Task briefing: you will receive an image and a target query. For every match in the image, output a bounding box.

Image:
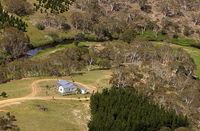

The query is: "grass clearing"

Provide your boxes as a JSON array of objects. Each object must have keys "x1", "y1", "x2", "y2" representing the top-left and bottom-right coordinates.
[
  {"x1": 37, "y1": 80, "x2": 90, "y2": 98},
  {"x1": 0, "y1": 78, "x2": 37, "y2": 99},
  {"x1": 0, "y1": 70, "x2": 112, "y2": 99},
  {"x1": 0, "y1": 100, "x2": 90, "y2": 131},
  {"x1": 62, "y1": 70, "x2": 112, "y2": 90},
  {"x1": 0, "y1": 70, "x2": 112, "y2": 131},
  {"x1": 32, "y1": 41, "x2": 99, "y2": 59}
]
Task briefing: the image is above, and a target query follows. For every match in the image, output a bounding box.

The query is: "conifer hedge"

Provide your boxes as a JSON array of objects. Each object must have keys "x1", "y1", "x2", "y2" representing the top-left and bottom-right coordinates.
[
  {"x1": 0, "y1": 3, "x2": 27, "y2": 31},
  {"x1": 89, "y1": 88, "x2": 189, "y2": 131}
]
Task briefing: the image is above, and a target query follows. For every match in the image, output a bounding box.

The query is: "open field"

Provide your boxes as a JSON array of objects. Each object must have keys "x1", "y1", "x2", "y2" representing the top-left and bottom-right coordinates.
[
  {"x1": 0, "y1": 70, "x2": 111, "y2": 100},
  {"x1": 0, "y1": 100, "x2": 90, "y2": 131},
  {"x1": 0, "y1": 70, "x2": 111, "y2": 130},
  {"x1": 0, "y1": 78, "x2": 36, "y2": 99}
]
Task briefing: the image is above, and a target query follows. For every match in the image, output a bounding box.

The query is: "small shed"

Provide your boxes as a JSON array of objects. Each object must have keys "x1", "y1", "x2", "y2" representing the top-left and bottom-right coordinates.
[
  {"x1": 57, "y1": 80, "x2": 77, "y2": 94},
  {"x1": 80, "y1": 88, "x2": 87, "y2": 94}
]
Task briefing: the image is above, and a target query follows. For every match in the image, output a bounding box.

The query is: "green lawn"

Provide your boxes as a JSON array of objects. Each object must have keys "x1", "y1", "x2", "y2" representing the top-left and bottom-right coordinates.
[{"x1": 0, "y1": 100, "x2": 90, "y2": 131}]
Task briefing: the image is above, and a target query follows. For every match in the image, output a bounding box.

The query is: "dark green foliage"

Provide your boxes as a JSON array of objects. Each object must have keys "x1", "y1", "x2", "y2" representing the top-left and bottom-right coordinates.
[
  {"x1": 61, "y1": 23, "x2": 71, "y2": 31},
  {"x1": 34, "y1": 0, "x2": 74, "y2": 14},
  {"x1": 35, "y1": 23, "x2": 45, "y2": 30},
  {"x1": 0, "y1": 92, "x2": 7, "y2": 98},
  {"x1": 74, "y1": 33, "x2": 85, "y2": 46},
  {"x1": 0, "y1": 3, "x2": 27, "y2": 31},
  {"x1": 0, "y1": 112, "x2": 19, "y2": 131},
  {"x1": 89, "y1": 88, "x2": 189, "y2": 131},
  {"x1": 120, "y1": 27, "x2": 137, "y2": 43}
]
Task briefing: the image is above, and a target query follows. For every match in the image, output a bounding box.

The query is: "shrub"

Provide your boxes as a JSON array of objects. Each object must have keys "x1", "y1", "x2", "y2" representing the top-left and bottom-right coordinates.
[
  {"x1": 120, "y1": 27, "x2": 137, "y2": 43},
  {"x1": 36, "y1": 23, "x2": 45, "y2": 30},
  {"x1": 1, "y1": 92, "x2": 7, "y2": 98},
  {"x1": 4, "y1": 0, "x2": 33, "y2": 16},
  {"x1": 61, "y1": 23, "x2": 71, "y2": 31},
  {"x1": 74, "y1": 33, "x2": 85, "y2": 45},
  {"x1": 48, "y1": 32, "x2": 60, "y2": 41}
]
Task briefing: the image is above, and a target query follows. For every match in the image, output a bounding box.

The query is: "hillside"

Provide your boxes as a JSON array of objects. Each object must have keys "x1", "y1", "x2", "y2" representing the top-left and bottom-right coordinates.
[
  {"x1": 1, "y1": 0, "x2": 200, "y2": 47},
  {"x1": 0, "y1": 0, "x2": 200, "y2": 130}
]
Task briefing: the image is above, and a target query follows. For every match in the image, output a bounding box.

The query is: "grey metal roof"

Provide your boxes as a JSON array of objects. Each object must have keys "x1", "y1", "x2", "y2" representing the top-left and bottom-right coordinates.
[
  {"x1": 58, "y1": 80, "x2": 77, "y2": 88},
  {"x1": 58, "y1": 80, "x2": 70, "y2": 86},
  {"x1": 62, "y1": 83, "x2": 76, "y2": 89}
]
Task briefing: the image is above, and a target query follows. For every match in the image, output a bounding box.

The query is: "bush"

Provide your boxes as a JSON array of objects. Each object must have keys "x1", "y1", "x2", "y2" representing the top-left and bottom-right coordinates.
[
  {"x1": 4, "y1": 0, "x2": 33, "y2": 16},
  {"x1": 36, "y1": 23, "x2": 45, "y2": 30},
  {"x1": 48, "y1": 32, "x2": 60, "y2": 41},
  {"x1": 74, "y1": 33, "x2": 85, "y2": 45},
  {"x1": 1, "y1": 92, "x2": 7, "y2": 98},
  {"x1": 120, "y1": 27, "x2": 137, "y2": 43},
  {"x1": 61, "y1": 23, "x2": 71, "y2": 31}
]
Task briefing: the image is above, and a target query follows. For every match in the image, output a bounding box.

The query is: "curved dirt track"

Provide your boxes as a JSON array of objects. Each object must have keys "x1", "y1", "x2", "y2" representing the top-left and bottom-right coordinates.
[
  {"x1": 27, "y1": 79, "x2": 57, "y2": 97},
  {"x1": 0, "y1": 79, "x2": 93, "y2": 108}
]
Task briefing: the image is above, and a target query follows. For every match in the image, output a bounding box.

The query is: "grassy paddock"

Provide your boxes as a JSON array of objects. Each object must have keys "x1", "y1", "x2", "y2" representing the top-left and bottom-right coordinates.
[
  {"x1": 0, "y1": 78, "x2": 37, "y2": 99},
  {"x1": 0, "y1": 100, "x2": 90, "y2": 131},
  {"x1": 0, "y1": 70, "x2": 112, "y2": 99}
]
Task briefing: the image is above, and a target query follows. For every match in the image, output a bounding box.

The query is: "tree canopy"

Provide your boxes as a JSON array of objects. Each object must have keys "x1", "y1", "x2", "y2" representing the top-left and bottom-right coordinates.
[
  {"x1": 0, "y1": 3, "x2": 27, "y2": 31},
  {"x1": 34, "y1": 0, "x2": 74, "y2": 13},
  {"x1": 89, "y1": 88, "x2": 189, "y2": 131}
]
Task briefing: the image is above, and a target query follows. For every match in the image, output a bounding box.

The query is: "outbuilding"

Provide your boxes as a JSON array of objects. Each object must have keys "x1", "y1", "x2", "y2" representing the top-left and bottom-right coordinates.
[{"x1": 80, "y1": 88, "x2": 87, "y2": 94}]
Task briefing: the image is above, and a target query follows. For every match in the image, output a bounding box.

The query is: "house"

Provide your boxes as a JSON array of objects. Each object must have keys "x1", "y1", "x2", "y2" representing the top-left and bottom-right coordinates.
[
  {"x1": 57, "y1": 80, "x2": 77, "y2": 93},
  {"x1": 80, "y1": 88, "x2": 87, "y2": 94}
]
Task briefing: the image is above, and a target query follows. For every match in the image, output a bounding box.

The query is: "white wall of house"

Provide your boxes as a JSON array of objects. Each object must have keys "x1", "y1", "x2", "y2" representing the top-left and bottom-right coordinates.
[{"x1": 58, "y1": 86, "x2": 65, "y2": 93}]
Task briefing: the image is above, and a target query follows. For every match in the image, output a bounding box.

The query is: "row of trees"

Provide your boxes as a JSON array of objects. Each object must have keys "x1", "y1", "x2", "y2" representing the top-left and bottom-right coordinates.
[
  {"x1": 0, "y1": 3, "x2": 27, "y2": 31},
  {"x1": 89, "y1": 88, "x2": 189, "y2": 130},
  {"x1": 0, "y1": 45, "x2": 111, "y2": 83}
]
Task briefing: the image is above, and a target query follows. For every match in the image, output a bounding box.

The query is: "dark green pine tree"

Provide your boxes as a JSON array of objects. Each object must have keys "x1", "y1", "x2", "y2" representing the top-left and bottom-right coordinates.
[
  {"x1": 89, "y1": 88, "x2": 189, "y2": 131},
  {"x1": 0, "y1": 2, "x2": 27, "y2": 31},
  {"x1": 34, "y1": 0, "x2": 74, "y2": 14}
]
